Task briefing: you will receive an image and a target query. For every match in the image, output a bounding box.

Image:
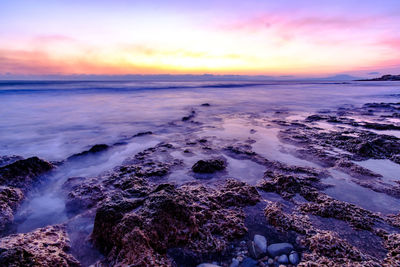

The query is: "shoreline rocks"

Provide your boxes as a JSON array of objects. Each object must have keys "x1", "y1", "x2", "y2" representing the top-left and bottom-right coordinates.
[
  {"x1": 0, "y1": 225, "x2": 80, "y2": 266},
  {"x1": 192, "y1": 158, "x2": 226, "y2": 174}
]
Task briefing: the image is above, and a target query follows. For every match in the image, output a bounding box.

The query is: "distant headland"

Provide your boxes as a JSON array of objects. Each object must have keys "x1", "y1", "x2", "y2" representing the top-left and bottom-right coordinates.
[{"x1": 357, "y1": 74, "x2": 400, "y2": 81}]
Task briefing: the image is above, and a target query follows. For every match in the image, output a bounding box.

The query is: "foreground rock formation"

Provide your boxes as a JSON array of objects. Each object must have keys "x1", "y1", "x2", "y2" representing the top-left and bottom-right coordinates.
[
  {"x1": 0, "y1": 225, "x2": 80, "y2": 266},
  {"x1": 0, "y1": 157, "x2": 53, "y2": 233}
]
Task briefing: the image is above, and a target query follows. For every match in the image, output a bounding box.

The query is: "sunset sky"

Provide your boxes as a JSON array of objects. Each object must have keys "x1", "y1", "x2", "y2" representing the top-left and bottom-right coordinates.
[{"x1": 1, "y1": 0, "x2": 400, "y2": 77}]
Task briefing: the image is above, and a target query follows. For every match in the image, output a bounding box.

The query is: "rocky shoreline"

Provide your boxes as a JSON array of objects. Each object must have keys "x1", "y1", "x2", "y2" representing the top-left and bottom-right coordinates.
[{"x1": 1, "y1": 100, "x2": 400, "y2": 266}]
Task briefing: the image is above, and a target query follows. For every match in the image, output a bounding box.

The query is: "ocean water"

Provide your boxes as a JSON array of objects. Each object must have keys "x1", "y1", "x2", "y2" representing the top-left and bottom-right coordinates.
[{"x1": 1, "y1": 80, "x2": 399, "y2": 161}]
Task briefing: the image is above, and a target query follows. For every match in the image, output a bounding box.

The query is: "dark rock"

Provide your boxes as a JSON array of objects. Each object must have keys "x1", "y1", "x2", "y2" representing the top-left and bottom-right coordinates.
[
  {"x1": 267, "y1": 243, "x2": 293, "y2": 257},
  {"x1": 0, "y1": 157, "x2": 53, "y2": 191},
  {"x1": 132, "y1": 131, "x2": 153, "y2": 138},
  {"x1": 201, "y1": 103, "x2": 211, "y2": 107},
  {"x1": 192, "y1": 158, "x2": 226, "y2": 173},
  {"x1": 68, "y1": 144, "x2": 109, "y2": 160},
  {"x1": 182, "y1": 110, "x2": 196, "y2": 121},
  {"x1": 0, "y1": 225, "x2": 80, "y2": 266},
  {"x1": 362, "y1": 122, "x2": 400, "y2": 131},
  {"x1": 0, "y1": 156, "x2": 24, "y2": 168}
]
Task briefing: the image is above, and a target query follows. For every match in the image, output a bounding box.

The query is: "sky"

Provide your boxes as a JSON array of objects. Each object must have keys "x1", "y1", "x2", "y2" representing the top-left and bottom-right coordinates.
[{"x1": 1, "y1": 0, "x2": 400, "y2": 78}]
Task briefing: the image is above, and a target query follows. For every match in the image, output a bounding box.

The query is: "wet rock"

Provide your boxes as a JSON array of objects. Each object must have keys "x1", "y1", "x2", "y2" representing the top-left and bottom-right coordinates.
[
  {"x1": 0, "y1": 225, "x2": 80, "y2": 266},
  {"x1": 302, "y1": 230, "x2": 375, "y2": 264},
  {"x1": 192, "y1": 158, "x2": 226, "y2": 173},
  {"x1": 247, "y1": 241, "x2": 261, "y2": 259},
  {"x1": 0, "y1": 186, "x2": 24, "y2": 232},
  {"x1": 239, "y1": 257, "x2": 257, "y2": 267},
  {"x1": 362, "y1": 122, "x2": 400, "y2": 131},
  {"x1": 182, "y1": 110, "x2": 196, "y2": 121},
  {"x1": 277, "y1": 254, "x2": 289, "y2": 264},
  {"x1": 132, "y1": 131, "x2": 153, "y2": 138},
  {"x1": 289, "y1": 251, "x2": 300, "y2": 265},
  {"x1": 0, "y1": 157, "x2": 53, "y2": 191},
  {"x1": 298, "y1": 193, "x2": 377, "y2": 230},
  {"x1": 0, "y1": 156, "x2": 23, "y2": 168},
  {"x1": 264, "y1": 202, "x2": 312, "y2": 235},
  {"x1": 253, "y1": 234, "x2": 267, "y2": 254},
  {"x1": 92, "y1": 179, "x2": 259, "y2": 266},
  {"x1": 68, "y1": 144, "x2": 109, "y2": 160},
  {"x1": 267, "y1": 243, "x2": 294, "y2": 257},
  {"x1": 383, "y1": 233, "x2": 400, "y2": 266}
]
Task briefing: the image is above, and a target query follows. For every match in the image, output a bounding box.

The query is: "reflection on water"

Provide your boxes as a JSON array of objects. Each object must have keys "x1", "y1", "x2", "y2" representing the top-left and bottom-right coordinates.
[{"x1": 324, "y1": 169, "x2": 400, "y2": 214}]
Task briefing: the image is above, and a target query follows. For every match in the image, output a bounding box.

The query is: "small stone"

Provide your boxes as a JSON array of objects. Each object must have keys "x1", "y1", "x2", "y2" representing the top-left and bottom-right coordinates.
[
  {"x1": 248, "y1": 241, "x2": 262, "y2": 259},
  {"x1": 289, "y1": 251, "x2": 300, "y2": 265},
  {"x1": 237, "y1": 256, "x2": 243, "y2": 262},
  {"x1": 239, "y1": 257, "x2": 258, "y2": 267},
  {"x1": 267, "y1": 258, "x2": 274, "y2": 265},
  {"x1": 277, "y1": 254, "x2": 289, "y2": 264},
  {"x1": 253, "y1": 234, "x2": 267, "y2": 254},
  {"x1": 230, "y1": 258, "x2": 239, "y2": 267},
  {"x1": 267, "y1": 243, "x2": 294, "y2": 257}
]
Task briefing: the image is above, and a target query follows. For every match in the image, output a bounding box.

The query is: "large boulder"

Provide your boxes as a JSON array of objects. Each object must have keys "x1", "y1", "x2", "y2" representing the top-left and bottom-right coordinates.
[{"x1": 92, "y1": 179, "x2": 260, "y2": 266}]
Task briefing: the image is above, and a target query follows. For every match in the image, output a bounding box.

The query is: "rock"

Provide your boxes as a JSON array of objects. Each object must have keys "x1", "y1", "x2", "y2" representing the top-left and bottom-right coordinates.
[
  {"x1": 0, "y1": 225, "x2": 80, "y2": 266},
  {"x1": 239, "y1": 257, "x2": 258, "y2": 267},
  {"x1": 247, "y1": 241, "x2": 261, "y2": 259},
  {"x1": 197, "y1": 264, "x2": 221, "y2": 267},
  {"x1": 92, "y1": 179, "x2": 260, "y2": 266},
  {"x1": 230, "y1": 258, "x2": 240, "y2": 267},
  {"x1": 68, "y1": 144, "x2": 109, "y2": 160},
  {"x1": 277, "y1": 254, "x2": 289, "y2": 264},
  {"x1": 267, "y1": 258, "x2": 274, "y2": 265},
  {"x1": 253, "y1": 234, "x2": 267, "y2": 254},
  {"x1": 192, "y1": 158, "x2": 226, "y2": 173},
  {"x1": 201, "y1": 103, "x2": 211, "y2": 106},
  {"x1": 0, "y1": 156, "x2": 23, "y2": 168},
  {"x1": 132, "y1": 131, "x2": 153, "y2": 138},
  {"x1": 0, "y1": 186, "x2": 24, "y2": 232},
  {"x1": 289, "y1": 251, "x2": 300, "y2": 265},
  {"x1": 0, "y1": 157, "x2": 53, "y2": 191},
  {"x1": 267, "y1": 243, "x2": 294, "y2": 257},
  {"x1": 182, "y1": 110, "x2": 196, "y2": 121}
]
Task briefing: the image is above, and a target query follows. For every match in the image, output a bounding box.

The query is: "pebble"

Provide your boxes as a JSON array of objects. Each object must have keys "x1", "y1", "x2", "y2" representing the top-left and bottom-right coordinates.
[
  {"x1": 277, "y1": 254, "x2": 289, "y2": 265},
  {"x1": 289, "y1": 251, "x2": 300, "y2": 265},
  {"x1": 253, "y1": 234, "x2": 267, "y2": 254},
  {"x1": 239, "y1": 257, "x2": 258, "y2": 267},
  {"x1": 267, "y1": 243, "x2": 294, "y2": 257},
  {"x1": 248, "y1": 241, "x2": 262, "y2": 259},
  {"x1": 267, "y1": 258, "x2": 274, "y2": 265}
]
